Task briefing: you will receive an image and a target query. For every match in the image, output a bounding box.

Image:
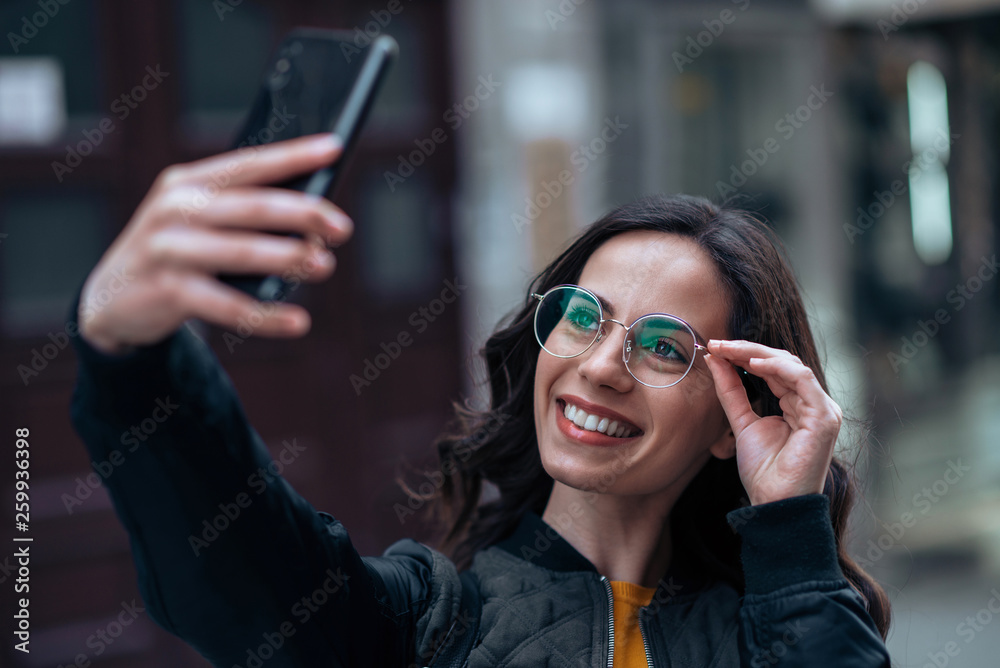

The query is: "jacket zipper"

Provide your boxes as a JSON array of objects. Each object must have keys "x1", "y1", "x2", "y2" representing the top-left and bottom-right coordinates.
[
  {"x1": 600, "y1": 576, "x2": 614, "y2": 668},
  {"x1": 638, "y1": 612, "x2": 654, "y2": 668}
]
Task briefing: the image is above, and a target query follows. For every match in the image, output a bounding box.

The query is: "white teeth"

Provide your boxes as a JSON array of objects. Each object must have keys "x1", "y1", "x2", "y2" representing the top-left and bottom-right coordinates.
[{"x1": 561, "y1": 402, "x2": 637, "y2": 438}]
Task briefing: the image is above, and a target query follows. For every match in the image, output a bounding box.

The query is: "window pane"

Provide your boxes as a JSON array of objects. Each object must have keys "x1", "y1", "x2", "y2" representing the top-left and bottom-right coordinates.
[
  {"x1": 175, "y1": 0, "x2": 275, "y2": 142},
  {"x1": 0, "y1": 0, "x2": 100, "y2": 119},
  {"x1": 0, "y1": 192, "x2": 108, "y2": 336}
]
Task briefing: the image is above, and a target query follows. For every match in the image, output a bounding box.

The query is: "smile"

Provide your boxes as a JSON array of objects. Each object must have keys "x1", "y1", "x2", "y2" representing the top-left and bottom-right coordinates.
[{"x1": 556, "y1": 398, "x2": 642, "y2": 441}]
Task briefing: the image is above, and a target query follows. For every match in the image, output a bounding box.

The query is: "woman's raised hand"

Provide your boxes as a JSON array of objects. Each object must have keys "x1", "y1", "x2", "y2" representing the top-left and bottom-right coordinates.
[
  {"x1": 704, "y1": 340, "x2": 842, "y2": 506},
  {"x1": 77, "y1": 133, "x2": 352, "y2": 355}
]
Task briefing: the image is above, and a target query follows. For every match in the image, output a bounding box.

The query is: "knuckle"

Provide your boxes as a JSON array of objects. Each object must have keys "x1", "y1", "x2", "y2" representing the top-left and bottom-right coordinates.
[
  {"x1": 156, "y1": 187, "x2": 201, "y2": 226},
  {"x1": 303, "y1": 205, "x2": 329, "y2": 231},
  {"x1": 156, "y1": 164, "x2": 187, "y2": 190},
  {"x1": 145, "y1": 230, "x2": 173, "y2": 264},
  {"x1": 155, "y1": 272, "x2": 185, "y2": 311}
]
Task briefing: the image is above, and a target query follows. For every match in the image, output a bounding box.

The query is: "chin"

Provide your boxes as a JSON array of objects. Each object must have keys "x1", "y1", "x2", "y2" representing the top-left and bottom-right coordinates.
[{"x1": 538, "y1": 437, "x2": 631, "y2": 494}]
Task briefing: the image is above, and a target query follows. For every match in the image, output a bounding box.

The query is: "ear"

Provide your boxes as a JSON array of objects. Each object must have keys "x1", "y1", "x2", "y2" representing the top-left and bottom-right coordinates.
[
  {"x1": 708, "y1": 425, "x2": 736, "y2": 460},
  {"x1": 708, "y1": 393, "x2": 763, "y2": 460}
]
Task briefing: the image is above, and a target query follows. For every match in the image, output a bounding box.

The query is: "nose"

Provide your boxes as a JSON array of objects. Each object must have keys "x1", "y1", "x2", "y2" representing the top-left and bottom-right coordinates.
[{"x1": 577, "y1": 319, "x2": 634, "y2": 390}]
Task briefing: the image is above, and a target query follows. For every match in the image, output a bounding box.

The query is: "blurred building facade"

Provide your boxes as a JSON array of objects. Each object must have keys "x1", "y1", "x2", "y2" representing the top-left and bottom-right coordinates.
[{"x1": 1, "y1": 0, "x2": 998, "y2": 666}]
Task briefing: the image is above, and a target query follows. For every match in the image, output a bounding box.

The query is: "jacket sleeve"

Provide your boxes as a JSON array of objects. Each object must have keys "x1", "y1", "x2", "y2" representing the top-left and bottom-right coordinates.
[
  {"x1": 726, "y1": 494, "x2": 891, "y2": 668},
  {"x1": 66, "y1": 288, "x2": 438, "y2": 667}
]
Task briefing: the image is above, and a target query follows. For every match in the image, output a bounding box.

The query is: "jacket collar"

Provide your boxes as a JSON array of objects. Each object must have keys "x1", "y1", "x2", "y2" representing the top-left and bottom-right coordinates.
[
  {"x1": 494, "y1": 511, "x2": 710, "y2": 595},
  {"x1": 496, "y1": 510, "x2": 596, "y2": 573}
]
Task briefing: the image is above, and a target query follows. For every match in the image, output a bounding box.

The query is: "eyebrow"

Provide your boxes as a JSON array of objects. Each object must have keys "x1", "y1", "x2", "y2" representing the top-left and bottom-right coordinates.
[{"x1": 591, "y1": 289, "x2": 708, "y2": 345}]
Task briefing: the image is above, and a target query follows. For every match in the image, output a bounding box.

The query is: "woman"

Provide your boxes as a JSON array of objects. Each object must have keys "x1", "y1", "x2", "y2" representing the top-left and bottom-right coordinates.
[{"x1": 70, "y1": 133, "x2": 892, "y2": 666}]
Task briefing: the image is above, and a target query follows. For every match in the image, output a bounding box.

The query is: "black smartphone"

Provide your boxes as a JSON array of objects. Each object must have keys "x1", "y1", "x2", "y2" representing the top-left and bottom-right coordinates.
[{"x1": 220, "y1": 28, "x2": 397, "y2": 301}]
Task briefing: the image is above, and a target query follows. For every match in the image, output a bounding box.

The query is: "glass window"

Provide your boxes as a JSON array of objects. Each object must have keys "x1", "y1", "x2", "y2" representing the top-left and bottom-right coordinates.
[
  {"x1": 0, "y1": 191, "x2": 109, "y2": 336},
  {"x1": 355, "y1": 171, "x2": 440, "y2": 302},
  {"x1": 0, "y1": 0, "x2": 101, "y2": 139},
  {"x1": 175, "y1": 0, "x2": 275, "y2": 143}
]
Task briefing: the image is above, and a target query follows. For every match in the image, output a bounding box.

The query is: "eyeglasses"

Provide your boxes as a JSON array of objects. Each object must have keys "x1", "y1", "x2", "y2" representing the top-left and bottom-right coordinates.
[{"x1": 531, "y1": 284, "x2": 707, "y2": 388}]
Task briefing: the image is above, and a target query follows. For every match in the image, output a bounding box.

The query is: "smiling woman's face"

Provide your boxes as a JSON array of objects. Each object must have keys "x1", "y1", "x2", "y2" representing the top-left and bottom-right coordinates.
[{"x1": 534, "y1": 230, "x2": 736, "y2": 498}]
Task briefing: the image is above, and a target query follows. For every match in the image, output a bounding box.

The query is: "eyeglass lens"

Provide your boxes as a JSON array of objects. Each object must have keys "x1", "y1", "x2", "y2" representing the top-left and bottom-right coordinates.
[{"x1": 534, "y1": 286, "x2": 696, "y2": 387}]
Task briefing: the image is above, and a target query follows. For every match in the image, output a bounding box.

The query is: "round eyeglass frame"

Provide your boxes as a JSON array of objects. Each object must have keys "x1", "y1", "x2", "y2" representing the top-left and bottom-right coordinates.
[{"x1": 531, "y1": 284, "x2": 709, "y2": 388}]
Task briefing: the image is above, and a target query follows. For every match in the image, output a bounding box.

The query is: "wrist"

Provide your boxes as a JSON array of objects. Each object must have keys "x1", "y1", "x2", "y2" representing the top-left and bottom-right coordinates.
[
  {"x1": 78, "y1": 315, "x2": 136, "y2": 357},
  {"x1": 727, "y1": 493, "x2": 844, "y2": 595}
]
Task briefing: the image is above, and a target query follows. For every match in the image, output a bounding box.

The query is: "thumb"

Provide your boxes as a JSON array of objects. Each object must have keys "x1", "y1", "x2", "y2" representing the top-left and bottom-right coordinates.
[{"x1": 704, "y1": 352, "x2": 758, "y2": 439}]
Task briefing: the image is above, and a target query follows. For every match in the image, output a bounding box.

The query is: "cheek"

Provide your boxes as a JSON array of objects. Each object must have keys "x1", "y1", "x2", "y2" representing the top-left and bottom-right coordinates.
[
  {"x1": 685, "y1": 366, "x2": 717, "y2": 394},
  {"x1": 534, "y1": 351, "x2": 555, "y2": 434}
]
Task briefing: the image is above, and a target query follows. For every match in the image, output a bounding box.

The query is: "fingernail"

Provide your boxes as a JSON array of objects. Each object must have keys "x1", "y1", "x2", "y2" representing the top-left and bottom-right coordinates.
[
  {"x1": 316, "y1": 133, "x2": 342, "y2": 151},
  {"x1": 709, "y1": 339, "x2": 722, "y2": 347},
  {"x1": 313, "y1": 249, "x2": 333, "y2": 267},
  {"x1": 331, "y1": 213, "x2": 353, "y2": 234},
  {"x1": 285, "y1": 310, "x2": 309, "y2": 332}
]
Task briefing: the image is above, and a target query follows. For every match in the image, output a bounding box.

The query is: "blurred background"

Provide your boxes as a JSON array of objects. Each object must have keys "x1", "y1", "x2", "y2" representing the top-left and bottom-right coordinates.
[{"x1": 0, "y1": 0, "x2": 998, "y2": 666}]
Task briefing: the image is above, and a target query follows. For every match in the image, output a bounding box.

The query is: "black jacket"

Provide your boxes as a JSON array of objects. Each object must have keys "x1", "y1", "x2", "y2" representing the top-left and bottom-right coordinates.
[{"x1": 67, "y1": 294, "x2": 891, "y2": 667}]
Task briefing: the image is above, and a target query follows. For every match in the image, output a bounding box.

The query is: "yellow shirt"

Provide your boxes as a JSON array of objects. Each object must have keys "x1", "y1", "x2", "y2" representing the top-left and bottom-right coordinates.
[{"x1": 609, "y1": 580, "x2": 657, "y2": 667}]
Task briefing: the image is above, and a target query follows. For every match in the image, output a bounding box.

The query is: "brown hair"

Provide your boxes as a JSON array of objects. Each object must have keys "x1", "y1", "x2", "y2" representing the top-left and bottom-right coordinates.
[{"x1": 414, "y1": 193, "x2": 891, "y2": 639}]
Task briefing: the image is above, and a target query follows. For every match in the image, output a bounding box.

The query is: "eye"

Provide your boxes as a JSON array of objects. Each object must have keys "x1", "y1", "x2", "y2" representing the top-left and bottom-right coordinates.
[
  {"x1": 565, "y1": 306, "x2": 599, "y2": 331},
  {"x1": 649, "y1": 338, "x2": 687, "y2": 362}
]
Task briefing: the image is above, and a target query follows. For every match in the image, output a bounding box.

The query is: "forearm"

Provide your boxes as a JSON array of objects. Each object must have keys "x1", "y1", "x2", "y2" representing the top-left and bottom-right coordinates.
[
  {"x1": 67, "y1": 288, "x2": 394, "y2": 667},
  {"x1": 727, "y1": 495, "x2": 891, "y2": 667}
]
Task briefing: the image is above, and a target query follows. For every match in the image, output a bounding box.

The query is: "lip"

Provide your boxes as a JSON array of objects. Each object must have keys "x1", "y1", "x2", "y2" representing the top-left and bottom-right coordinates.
[{"x1": 554, "y1": 395, "x2": 643, "y2": 446}]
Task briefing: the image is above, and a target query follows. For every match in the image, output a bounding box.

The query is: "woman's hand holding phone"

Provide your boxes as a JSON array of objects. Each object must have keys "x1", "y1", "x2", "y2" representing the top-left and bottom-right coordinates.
[{"x1": 77, "y1": 133, "x2": 352, "y2": 356}]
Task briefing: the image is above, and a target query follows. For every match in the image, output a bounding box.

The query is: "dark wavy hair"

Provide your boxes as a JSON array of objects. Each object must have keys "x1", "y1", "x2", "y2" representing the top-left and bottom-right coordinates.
[{"x1": 410, "y1": 193, "x2": 891, "y2": 639}]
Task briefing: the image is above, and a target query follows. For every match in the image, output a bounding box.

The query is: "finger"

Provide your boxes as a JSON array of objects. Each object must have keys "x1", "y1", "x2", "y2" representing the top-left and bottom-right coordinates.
[
  {"x1": 747, "y1": 356, "x2": 831, "y2": 409},
  {"x1": 707, "y1": 339, "x2": 800, "y2": 363},
  {"x1": 745, "y1": 358, "x2": 796, "y2": 400},
  {"x1": 147, "y1": 226, "x2": 335, "y2": 281},
  {"x1": 705, "y1": 352, "x2": 759, "y2": 438},
  {"x1": 777, "y1": 393, "x2": 802, "y2": 430},
  {"x1": 177, "y1": 274, "x2": 313, "y2": 337},
  {"x1": 161, "y1": 187, "x2": 353, "y2": 244},
  {"x1": 166, "y1": 133, "x2": 343, "y2": 191}
]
